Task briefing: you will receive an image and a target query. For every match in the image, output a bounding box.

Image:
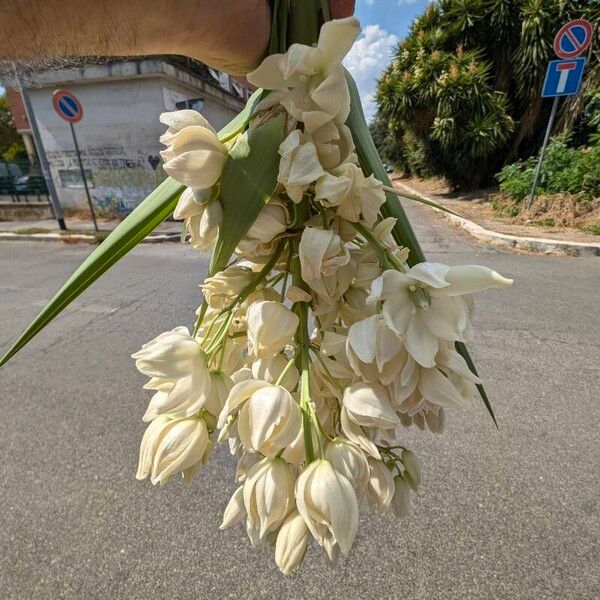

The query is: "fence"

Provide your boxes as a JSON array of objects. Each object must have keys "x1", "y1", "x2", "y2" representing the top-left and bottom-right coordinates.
[{"x1": 0, "y1": 159, "x2": 50, "y2": 202}]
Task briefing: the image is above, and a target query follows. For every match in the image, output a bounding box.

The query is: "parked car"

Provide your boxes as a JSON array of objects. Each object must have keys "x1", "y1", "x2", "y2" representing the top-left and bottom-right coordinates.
[{"x1": 14, "y1": 174, "x2": 48, "y2": 196}]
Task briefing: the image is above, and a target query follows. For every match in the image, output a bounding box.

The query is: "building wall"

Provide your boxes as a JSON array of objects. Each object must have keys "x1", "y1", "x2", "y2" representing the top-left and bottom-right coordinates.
[{"x1": 28, "y1": 69, "x2": 243, "y2": 214}]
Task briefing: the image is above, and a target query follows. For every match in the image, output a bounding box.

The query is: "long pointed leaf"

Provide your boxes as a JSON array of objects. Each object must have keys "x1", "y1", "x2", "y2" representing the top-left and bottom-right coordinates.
[
  {"x1": 0, "y1": 177, "x2": 183, "y2": 367},
  {"x1": 1, "y1": 92, "x2": 265, "y2": 367},
  {"x1": 345, "y1": 69, "x2": 425, "y2": 266},
  {"x1": 210, "y1": 113, "x2": 285, "y2": 274},
  {"x1": 384, "y1": 186, "x2": 465, "y2": 219},
  {"x1": 456, "y1": 341, "x2": 499, "y2": 429}
]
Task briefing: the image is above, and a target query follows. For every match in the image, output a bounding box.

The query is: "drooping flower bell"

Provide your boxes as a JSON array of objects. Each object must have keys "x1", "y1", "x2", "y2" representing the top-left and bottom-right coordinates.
[
  {"x1": 136, "y1": 415, "x2": 212, "y2": 486},
  {"x1": 295, "y1": 459, "x2": 359, "y2": 562}
]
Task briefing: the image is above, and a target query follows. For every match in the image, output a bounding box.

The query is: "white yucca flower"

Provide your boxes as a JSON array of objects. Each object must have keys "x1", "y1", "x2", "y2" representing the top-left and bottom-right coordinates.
[
  {"x1": 136, "y1": 415, "x2": 212, "y2": 486},
  {"x1": 275, "y1": 510, "x2": 309, "y2": 575},
  {"x1": 366, "y1": 458, "x2": 395, "y2": 513},
  {"x1": 324, "y1": 437, "x2": 370, "y2": 494},
  {"x1": 315, "y1": 163, "x2": 385, "y2": 227},
  {"x1": 247, "y1": 17, "x2": 360, "y2": 132},
  {"x1": 159, "y1": 111, "x2": 227, "y2": 190},
  {"x1": 236, "y1": 201, "x2": 289, "y2": 261},
  {"x1": 295, "y1": 459, "x2": 359, "y2": 562},
  {"x1": 346, "y1": 314, "x2": 407, "y2": 385},
  {"x1": 218, "y1": 380, "x2": 302, "y2": 456},
  {"x1": 246, "y1": 300, "x2": 299, "y2": 358},
  {"x1": 368, "y1": 263, "x2": 512, "y2": 368},
  {"x1": 251, "y1": 353, "x2": 299, "y2": 391},
  {"x1": 277, "y1": 130, "x2": 325, "y2": 202},
  {"x1": 391, "y1": 344, "x2": 481, "y2": 410},
  {"x1": 201, "y1": 265, "x2": 255, "y2": 309},
  {"x1": 173, "y1": 187, "x2": 221, "y2": 250},
  {"x1": 243, "y1": 457, "x2": 296, "y2": 545},
  {"x1": 342, "y1": 381, "x2": 399, "y2": 430},
  {"x1": 299, "y1": 227, "x2": 355, "y2": 302},
  {"x1": 132, "y1": 326, "x2": 212, "y2": 421}
]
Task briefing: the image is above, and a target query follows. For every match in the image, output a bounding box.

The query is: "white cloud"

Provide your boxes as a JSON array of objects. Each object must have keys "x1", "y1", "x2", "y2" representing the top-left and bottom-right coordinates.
[{"x1": 343, "y1": 24, "x2": 398, "y2": 122}]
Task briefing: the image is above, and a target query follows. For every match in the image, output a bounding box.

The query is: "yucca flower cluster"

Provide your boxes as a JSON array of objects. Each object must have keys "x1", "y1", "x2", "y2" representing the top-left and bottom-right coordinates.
[{"x1": 133, "y1": 17, "x2": 512, "y2": 574}]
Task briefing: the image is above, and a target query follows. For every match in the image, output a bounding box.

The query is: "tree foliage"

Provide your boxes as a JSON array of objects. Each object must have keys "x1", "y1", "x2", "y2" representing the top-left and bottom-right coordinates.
[
  {"x1": 375, "y1": 0, "x2": 600, "y2": 189},
  {"x1": 0, "y1": 93, "x2": 27, "y2": 161}
]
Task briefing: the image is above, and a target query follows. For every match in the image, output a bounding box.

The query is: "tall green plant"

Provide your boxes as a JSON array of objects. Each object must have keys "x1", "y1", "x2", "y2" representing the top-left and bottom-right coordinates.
[{"x1": 375, "y1": 0, "x2": 599, "y2": 188}]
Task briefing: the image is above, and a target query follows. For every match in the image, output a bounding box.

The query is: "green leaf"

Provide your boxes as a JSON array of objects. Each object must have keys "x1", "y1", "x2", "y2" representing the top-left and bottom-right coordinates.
[
  {"x1": 218, "y1": 88, "x2": 265, "y2": 143},
  {"x1": 345, "y1": 68, "x2": 426, "y2": 266},
  {"x1": 455, "y1": 341, "x2": 499, "y2": 429},
  {"x1": 0, "y1": 92, "x2": 265, "y2": 367},
  {"x1": 0, "y1": 177, "x2": 183, "y2": 367},
  {"x1": 210, "y1": 113, "x2": 286, "y2": 274},
  {"x1": 384, "y1": 186, "x2": 465, "y2": 219}
]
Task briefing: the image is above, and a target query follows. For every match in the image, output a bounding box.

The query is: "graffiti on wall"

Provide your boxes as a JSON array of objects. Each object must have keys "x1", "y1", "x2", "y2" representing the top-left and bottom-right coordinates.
[{"x1": 46, "y1": 145, "x2": 167, "y2": 213}]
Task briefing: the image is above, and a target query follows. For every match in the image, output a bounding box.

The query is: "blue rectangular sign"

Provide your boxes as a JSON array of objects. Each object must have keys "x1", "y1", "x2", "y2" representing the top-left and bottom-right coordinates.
[{"x1": 542, "y1": 58, "x2": 586, "y2": 98}]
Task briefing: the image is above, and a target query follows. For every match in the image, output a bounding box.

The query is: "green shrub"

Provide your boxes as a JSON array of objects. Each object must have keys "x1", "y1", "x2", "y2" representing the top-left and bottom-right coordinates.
[{"x1": 496, "y1": 136, "x2": 600, "y2": 202}]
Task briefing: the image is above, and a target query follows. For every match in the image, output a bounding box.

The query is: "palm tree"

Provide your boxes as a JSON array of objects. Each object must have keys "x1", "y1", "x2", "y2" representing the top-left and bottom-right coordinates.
[{"x1": 375, "y1": 0, "x2": 598, "y2": 188}]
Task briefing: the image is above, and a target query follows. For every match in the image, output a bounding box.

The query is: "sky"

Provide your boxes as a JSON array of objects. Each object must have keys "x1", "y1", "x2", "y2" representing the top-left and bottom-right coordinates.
[{"x1": 344, "y1": 0, "x2": 430, "y2": 121}]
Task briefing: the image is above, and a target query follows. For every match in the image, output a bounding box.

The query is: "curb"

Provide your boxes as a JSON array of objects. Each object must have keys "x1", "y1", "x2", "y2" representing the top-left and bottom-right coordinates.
[
  {"x1": 0, "y1": 231, "x2": 181, "y2": 244},
  {"x1": 395, "y1": 182, "x2": 600, "y2": 257}
]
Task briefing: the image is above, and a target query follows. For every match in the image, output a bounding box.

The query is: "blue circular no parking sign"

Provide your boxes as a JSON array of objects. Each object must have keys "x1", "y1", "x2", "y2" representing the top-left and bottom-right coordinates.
[
  {"x1": 52, "y1": 89, "x2": 84, "y2": 123},
  {"x1": 553, "y1": 19, "x2": 593, "y2": 59}
]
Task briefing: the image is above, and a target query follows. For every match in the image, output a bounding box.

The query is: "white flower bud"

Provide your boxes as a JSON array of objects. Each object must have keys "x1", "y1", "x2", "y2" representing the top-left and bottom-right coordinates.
[
  {"x1": 136, "y1": 416, "x2": 212, "y2": 486},
  {"x1": 251, "y1": 353, "x2": 299, "y2": 391},
  {"x1": 246, "y1": 300, "x2": 299, "y2": 358},
  {"x1": 299, "y1": 227, "x2": 355, "y2": 302},
  {"x1": 295, "y1": 459, "x2": 358, "y2": 557},
  {"x1": 366, "y1": 458, "x2": 395, "y2": 513},
  {"x1": 324, "y1": 438, "x2": 370, "y2": 494},
  {"x1": 201, "y1": 266, "x2": 255, "y2": 309},
  {"x1": 220, "y1": 485, "x2": 245, "y2": 530},
  {"x1": 391, "y1": 474, "x2": 411, "y2": 519},
  {"x1": 243, "y1": 457, "x2": 296, "y2": 544},
  {"x1": 401, "y1": 449, "x2": 421, "y2": 491},
  {"x1": 275, "y1": 510, "x2": 309, "y2": 575},
  {"x1": 160, "y1": 114, "x2": 227, "y2": 190},
  {"x1": 342, "y1": 382, "x2": 399, "y2": 430}
]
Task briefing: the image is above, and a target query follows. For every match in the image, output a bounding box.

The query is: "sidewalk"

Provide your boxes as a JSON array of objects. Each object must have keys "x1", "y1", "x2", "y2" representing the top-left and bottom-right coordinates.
[
  {"x1": 393, "y1": 177, "x2": 600, "y2": 257},
  {"x1": 0, "y1": 217, "x2": 182, "y2": 243}
]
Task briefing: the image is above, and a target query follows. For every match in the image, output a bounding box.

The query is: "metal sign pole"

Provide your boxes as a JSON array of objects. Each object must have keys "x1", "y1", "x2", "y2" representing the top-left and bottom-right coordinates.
[
  {"x1": 12, "y1": 65, "x2": 67, "y2": 230},
  {"x1": 527, "y1": 96, "x2": 559, "y2": 211},
  {"x1": 68, "y1": 121, "x2": 98, "y2": 232}
]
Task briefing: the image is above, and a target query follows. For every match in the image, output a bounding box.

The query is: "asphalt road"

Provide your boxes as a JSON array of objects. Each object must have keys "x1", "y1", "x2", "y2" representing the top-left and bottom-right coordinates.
[{"x1": 1, "y1": 204, "x2": 599, "y2": 599}]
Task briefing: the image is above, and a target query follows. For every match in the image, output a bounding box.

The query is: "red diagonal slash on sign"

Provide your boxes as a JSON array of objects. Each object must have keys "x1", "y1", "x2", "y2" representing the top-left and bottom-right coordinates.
[{"x1": 554, "y1": 19, "x2": 593, "y2": 59}]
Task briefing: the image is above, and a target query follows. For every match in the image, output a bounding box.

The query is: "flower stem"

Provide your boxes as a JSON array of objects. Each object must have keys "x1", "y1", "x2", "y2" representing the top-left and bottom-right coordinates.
[
  {"x1": 275, "y1": 355, "x2": 297, "y2": 386},
  {"x1": 350, "y1": 221, "x2": 393, "y2": 270},
  {"x1": 290, "y1": 246, "x2": 316, "y2": 463}
]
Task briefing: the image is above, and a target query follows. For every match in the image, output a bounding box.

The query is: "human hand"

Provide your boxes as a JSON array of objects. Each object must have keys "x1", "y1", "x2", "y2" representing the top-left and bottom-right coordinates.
[{"x1": 0, "y1": 0, "x2": 355, "y2": 75}]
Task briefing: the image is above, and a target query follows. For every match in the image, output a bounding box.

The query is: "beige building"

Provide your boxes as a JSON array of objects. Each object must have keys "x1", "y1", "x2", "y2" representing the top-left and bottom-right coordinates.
[{"x1": 10, "y1": 57, "x2": 250, "y2": 214}]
